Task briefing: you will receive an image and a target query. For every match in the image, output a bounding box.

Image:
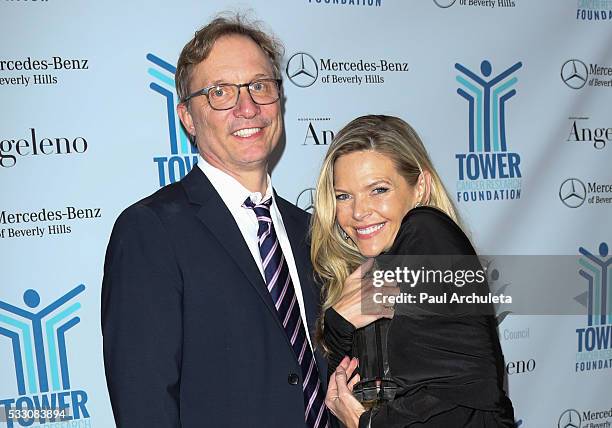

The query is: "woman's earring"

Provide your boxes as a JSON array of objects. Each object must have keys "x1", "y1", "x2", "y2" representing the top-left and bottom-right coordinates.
[
  {"x1": 340, "y1": 228, "x2": 350, "y2": 241},
  {"x1": 414, "y1": 194, "x2": 423, "y2": 209}
]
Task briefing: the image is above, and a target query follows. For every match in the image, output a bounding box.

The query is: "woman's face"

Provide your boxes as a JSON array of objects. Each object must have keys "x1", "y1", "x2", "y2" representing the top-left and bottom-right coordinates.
[{"x1": 334, "y1": 150, "x2": 417, "y2": 257}]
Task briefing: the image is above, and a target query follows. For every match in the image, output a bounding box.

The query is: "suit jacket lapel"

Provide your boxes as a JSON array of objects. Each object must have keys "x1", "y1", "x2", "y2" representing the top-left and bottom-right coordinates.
[{"x1": 181, "y1": 168, "x2": 281, "y2": 324}]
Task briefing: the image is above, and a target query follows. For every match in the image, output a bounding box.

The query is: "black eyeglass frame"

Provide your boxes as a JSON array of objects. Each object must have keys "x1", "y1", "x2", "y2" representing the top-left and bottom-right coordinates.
[{"x1": 181, "y1": 78, "x2": 283, "y2": 110}]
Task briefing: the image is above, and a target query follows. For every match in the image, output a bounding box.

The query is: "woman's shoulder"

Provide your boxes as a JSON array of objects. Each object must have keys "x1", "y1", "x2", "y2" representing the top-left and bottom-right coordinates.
[
  {"x1": 402, "y1": 206, "x2": 461, "y2": 234},
  {"x1": 388, "y1": 206, "x2": 475, "y2": 255}
]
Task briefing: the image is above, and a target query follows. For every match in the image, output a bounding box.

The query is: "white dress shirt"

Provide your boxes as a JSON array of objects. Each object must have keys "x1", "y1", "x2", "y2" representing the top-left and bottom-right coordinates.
[{"x1": 197, "y1": 155, "x2": 313, "y2": 346}]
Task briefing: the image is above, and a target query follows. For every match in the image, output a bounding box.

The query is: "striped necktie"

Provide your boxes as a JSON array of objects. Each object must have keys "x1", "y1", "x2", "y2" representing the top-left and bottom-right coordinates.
[{"x1": 243, "y1": 197, "x2": 329, "y2": 428}]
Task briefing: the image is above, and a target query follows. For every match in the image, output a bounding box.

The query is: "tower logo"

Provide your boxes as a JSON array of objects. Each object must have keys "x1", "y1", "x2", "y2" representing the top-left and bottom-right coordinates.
[
  {"x1": 575, "y1": 243, "x2": 612, "y2": 372},
  {"x1": 147, "y1": 53, "x2": 198, "y2": 187},
  {"x1": 0, "y1": 285, "x2": 90, "y2": 426},
  {"x1": 454, "y1": 59, "x2": 523, "y2": 203}
]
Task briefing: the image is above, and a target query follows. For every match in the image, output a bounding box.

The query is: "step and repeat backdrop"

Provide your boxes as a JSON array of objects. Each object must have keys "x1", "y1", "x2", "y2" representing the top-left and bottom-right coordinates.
[{"x1": 1, "y1": 1, "x2": 611, "y2": 427}]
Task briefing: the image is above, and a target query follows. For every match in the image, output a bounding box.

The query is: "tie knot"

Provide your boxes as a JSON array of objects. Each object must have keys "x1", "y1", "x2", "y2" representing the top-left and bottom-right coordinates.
[{"x1": 243, "y1": 196, "x2": 273, "y2": 219}]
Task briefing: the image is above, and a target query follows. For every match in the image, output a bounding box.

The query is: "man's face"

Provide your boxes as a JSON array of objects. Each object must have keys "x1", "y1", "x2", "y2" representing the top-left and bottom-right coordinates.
[{"x1": 178, "y1": 35, "x2": 283, "y2": 175}]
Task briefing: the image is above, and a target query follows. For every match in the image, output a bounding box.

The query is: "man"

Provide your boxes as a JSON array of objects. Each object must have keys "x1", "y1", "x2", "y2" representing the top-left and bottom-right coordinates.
[{"x1": 101, "y1": 15, "x2": 328, "y2": 428}]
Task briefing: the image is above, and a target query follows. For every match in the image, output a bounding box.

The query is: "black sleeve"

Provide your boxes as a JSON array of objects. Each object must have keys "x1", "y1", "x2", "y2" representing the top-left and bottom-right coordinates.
[
  {"x1": 101, "y1": 205, "x2": 182, "y2": 427},
  {"x1": 323, "y1": 307, "x2": 356, "y2": 380}
]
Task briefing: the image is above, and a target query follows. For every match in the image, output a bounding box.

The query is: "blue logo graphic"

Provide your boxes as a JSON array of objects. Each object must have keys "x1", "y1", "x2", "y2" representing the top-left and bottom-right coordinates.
[
  {"x1": 0, "y1": 285, "x2": 90, "y2": 426},
  {"x1": 575, "y1": 242, "x2": 612, "y2": 373},
  {"x1": 147, "y1": 53, "x2": 198, "y2": 187},
  {"x1": 454, "y1": 60, "x2": 523, "y2": 203},
  {"x1": 579, "y1": 243, "x2": 611, "y2": 327}
]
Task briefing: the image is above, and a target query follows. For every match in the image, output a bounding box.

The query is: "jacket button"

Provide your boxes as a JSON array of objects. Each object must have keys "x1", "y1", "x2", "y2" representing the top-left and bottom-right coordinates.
[{"x1": 288, "y1": 373, "x2": 299, "y2": 385}]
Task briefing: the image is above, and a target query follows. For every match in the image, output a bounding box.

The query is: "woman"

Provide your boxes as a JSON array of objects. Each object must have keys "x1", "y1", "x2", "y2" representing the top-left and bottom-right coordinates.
[{"x1": 311, "y1": 115, "x2": 515, "y2": 427}]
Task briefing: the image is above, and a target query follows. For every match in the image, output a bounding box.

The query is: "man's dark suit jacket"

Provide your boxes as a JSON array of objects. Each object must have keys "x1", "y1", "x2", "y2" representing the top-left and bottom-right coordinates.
[{"x1": 101, "y1": 166, "x2": 325, "y2": 428}]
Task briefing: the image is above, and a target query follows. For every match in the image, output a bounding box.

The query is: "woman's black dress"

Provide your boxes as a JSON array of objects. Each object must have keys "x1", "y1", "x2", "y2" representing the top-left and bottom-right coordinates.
[{"x1": 324, "y1": 207, "x2": 515, "y2": 427}]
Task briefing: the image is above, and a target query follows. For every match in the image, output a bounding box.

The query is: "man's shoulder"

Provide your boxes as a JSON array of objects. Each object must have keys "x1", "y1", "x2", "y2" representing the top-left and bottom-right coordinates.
[
  {"x1": 137, "y1": 180, "x2": 188, "y2": 209},
  {"x1": 114, "y1": 181, "x2": 190, "y2": 230}
]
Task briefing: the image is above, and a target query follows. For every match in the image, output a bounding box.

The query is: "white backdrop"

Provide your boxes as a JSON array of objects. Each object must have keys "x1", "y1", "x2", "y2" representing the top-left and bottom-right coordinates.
[{"x1": 1, "y1": 1, "x2": 611, "y2": 427}]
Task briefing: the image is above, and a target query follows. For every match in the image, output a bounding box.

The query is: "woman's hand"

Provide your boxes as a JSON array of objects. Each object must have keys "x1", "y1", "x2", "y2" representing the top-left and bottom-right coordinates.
[
  {"x1": 325, "y1": 356, "x2": 365, "y2": 428},
  {"x1": 333, "y1": 258, "x2": 397, "y2": 329}
]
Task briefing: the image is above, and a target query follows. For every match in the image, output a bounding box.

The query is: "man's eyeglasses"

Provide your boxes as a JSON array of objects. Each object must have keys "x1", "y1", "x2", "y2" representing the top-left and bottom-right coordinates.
[{"x1": 182, "y1": 78, "x2": 282, "y2": 111}]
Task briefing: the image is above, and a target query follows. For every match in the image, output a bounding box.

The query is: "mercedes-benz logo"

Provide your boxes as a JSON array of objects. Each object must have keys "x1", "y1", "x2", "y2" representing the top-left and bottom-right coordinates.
[
  {"x1": 433, "y1": 0, "x2": 457, "y2": 7},
  {"x1": 559, "y1": 178, "x2": 587, "y2": 208},
  {"x1": 286, "y1": 53, "x2": 318, "y2": 88},
  {"x1": 296, "y1": 188, "x2": 316, "y2": 213},
  {"x1": 561, "y1": 59, "x2": 588, "y2": 89},
  {"x1": 558, "y1": 409, "x2": 581, "y2": 428}
]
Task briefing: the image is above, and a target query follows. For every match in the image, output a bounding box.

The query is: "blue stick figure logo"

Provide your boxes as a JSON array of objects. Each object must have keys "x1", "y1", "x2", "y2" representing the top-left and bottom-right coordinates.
[
  {"x1": 578, "y1": 243, "x2": 611, "y2": 326},
  {"x1": 147, "y1": 53, "x2": 198, "y2": 187},
  {"x1": 455, "y1": 60, "x2": 522, "y2": 153},
  {"x1": 0, "y1": 285, "x2": 85, "y2": 395}
]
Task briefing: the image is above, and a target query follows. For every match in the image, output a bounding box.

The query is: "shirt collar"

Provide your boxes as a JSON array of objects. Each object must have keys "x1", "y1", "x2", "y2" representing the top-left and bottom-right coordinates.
[{"x1": 197, "y1": 154, "x2": 274, "y2": 209}]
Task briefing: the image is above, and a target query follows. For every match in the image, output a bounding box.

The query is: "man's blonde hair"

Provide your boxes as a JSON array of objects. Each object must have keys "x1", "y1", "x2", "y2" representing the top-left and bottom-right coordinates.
[{"x1": 176, "y1": 12, "x2": 284, "y2": 103}]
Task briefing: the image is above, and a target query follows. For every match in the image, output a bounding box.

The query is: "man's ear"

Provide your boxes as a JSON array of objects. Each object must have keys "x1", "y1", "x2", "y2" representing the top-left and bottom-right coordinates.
[{"x1": 177, "y1": 103, "x2": 195, "y2": 137}]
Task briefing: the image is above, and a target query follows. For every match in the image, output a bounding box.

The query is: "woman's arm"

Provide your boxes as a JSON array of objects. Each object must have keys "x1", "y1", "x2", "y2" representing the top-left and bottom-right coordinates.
[{"x1": 323, "y1": 307, "x2": 355, "y2": 378}]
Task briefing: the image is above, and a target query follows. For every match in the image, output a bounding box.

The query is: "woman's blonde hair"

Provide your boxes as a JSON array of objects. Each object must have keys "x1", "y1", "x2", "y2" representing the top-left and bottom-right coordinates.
[{"x1": 310, "y1": 114, "x2": 461, "y2": 352}]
